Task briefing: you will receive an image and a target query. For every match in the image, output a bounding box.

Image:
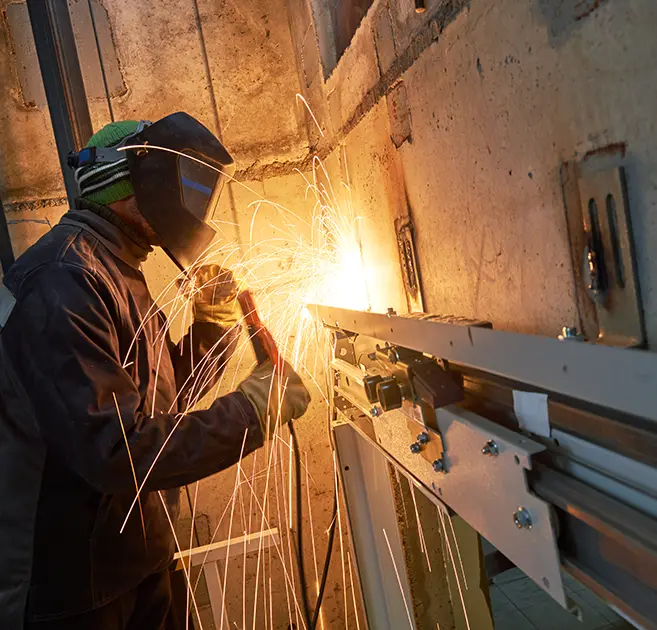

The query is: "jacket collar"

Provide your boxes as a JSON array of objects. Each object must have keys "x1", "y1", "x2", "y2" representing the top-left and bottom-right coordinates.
[{"x1": 60, "y1": 199, "x2": 152, "y2": 270}]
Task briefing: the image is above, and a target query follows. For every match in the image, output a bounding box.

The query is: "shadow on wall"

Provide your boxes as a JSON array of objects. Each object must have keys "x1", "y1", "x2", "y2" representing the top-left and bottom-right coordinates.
[{"x1": 533, "y1": 0, "x2": 608, "y2": 45}]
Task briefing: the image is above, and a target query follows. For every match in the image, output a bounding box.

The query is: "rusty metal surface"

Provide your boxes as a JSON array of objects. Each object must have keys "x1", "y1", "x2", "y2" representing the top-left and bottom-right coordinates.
[{"x1": 577, "y1": 150, "x2": 645, "y2": 347}]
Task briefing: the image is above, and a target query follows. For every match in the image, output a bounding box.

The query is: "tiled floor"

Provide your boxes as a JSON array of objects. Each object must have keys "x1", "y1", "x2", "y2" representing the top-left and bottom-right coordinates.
[{"x1": 490, "y1": 568, "x2": 636, "y2": 630}]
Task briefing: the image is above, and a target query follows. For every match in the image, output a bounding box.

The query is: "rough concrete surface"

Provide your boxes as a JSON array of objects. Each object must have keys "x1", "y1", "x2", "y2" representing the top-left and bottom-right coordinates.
[
  {"x1": 297, "y1": 0, "x2": 657, "y2": 343},
  {"x1": 1, "y1": 0, "x2": 308, "y2": 204}
]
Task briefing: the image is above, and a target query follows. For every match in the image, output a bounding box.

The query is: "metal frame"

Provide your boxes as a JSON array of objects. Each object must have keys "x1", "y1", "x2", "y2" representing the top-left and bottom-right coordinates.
[
  {"x1": 321, "y1": 304, "x2": 657, "y2": 629},
  {"x1": 26, "y1": 0, "x2": 94, "y2": 203},
  {"x1": 173, "y1": 528, "x2": 280, "y2": 629},
  {"x1": 311, "y1": 304, "x2": 657, "y2": 423},
  {"x1": 334, "y1": 420, "x2": 415, "y2": 630}
]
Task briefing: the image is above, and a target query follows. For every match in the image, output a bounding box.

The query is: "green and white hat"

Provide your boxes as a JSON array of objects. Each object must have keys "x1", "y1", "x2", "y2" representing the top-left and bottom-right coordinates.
[{"x1": 75, "y1": 120, "x2": 139, "y2": 206}]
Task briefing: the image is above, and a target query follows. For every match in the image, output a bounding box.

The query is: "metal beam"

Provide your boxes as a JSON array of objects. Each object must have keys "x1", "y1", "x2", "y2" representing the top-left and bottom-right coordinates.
[
  {"x1": 311, "y1": 304, "x2": 657, "y2": 424},
  {"x1": 26, "y1": 0, "x2": 93, "y2": 204}
]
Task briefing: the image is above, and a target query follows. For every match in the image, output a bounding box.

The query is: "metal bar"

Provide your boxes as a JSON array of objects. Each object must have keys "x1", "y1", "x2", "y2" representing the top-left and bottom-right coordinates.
[
  {"x1": 0, "y1": 196, "x2": 14, "y2": 273},
  {"x1": 172, "y1": 528, "x2": 280, "y2": 569},
  {"x1": 26, "y1": 0, "x2": 93, "y2": 204},
  {"x1": 203, "y1": 561, "x2": 231, "y2": 630},
  {"x1": 334, "y1": 422, "x2": 415, "y2": 630},
  {"x1": 311, "y1": 304, "x2": 657, "y2": 424},
  {"x1": 533, "y1": 467, "x2": 657, "y2": 628}
]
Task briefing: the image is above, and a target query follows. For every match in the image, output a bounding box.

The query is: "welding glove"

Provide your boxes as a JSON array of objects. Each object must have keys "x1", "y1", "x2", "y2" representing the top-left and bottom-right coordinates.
[
  {"x1": 191, "y1": 264, "x2": 241, "y2": 329},
  {"x1": 237, "y1": 360, "x2": 311, "y2": 438}
]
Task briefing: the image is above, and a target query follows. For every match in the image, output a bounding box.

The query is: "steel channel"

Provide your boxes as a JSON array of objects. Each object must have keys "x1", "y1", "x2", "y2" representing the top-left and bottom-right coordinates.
[
  {"x1": 532, "y1": 467, "x2": 657, "y2": 629},
  {"x1": 26, "y1": 0, "x2": 93, "y2": 204},
  {"x1": 311, "y1": 304, "x2": 657, "y2": 425}
]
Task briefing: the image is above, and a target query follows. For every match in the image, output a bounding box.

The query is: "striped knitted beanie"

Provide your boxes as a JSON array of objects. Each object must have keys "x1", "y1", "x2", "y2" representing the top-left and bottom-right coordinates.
[{"x1": 75, "y1": 120, "x2": 139, "y2": 206}]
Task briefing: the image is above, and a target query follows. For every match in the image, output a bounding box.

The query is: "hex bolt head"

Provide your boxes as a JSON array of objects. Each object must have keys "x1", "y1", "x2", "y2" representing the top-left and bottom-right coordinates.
[
  {"x1": 432, "y1": 458, "x2": 445, "y2": 473},
  {"x1": 370, "y1": 406, "x2": 382, "y2": 417},
  {"x1": 514, "y1": 507, "x2": 532, "y2": 529},
  {"x1": 417, "y1": 432, "x2": 430, "y2": 445},
  {"x1": 482, "y1": 440, "x2": 499, "y2": 456},
  {"x1": 558, "y1": 326, "x2": 585, "y2": 342},
  {"x1": 410, "y1": 442, "x2": 422, "y2": 454}
]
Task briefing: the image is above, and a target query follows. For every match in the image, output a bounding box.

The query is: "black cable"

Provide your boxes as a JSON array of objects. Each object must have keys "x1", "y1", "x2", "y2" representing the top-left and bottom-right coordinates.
[
  {"x1": 288, "y1": 420, "x2": 312, "y2": 629},
  {"x1": 311, "y1": 492, "x2": 337, "y2": 629}
]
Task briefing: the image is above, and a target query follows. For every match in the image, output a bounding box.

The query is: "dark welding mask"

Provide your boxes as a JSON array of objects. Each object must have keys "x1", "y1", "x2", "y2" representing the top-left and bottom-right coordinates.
[{"x1": 69, "y1": 112, "x2": 235, "y2": 271}]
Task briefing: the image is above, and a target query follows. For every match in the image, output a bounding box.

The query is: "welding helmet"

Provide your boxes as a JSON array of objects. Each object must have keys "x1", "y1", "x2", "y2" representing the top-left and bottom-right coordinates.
[{"x1": 69, "y1": 112, "x2": 235, "y2": 271}]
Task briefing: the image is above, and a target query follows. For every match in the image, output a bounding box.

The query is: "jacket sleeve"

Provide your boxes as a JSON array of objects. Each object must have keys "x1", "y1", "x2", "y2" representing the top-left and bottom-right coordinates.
[
  {"x1": 166, "y1": 320, "x2": 240, "y2": 411},
  {"x1": 6, "y1": 263, "x2": 263, "y2": 494}
]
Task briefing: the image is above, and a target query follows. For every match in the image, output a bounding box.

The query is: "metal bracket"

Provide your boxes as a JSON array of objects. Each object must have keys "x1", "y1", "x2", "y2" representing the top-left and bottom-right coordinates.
[
  {"x1": 576, "y1": 147, "x2": 645, "y2": 347},
  {"x1": 372, "y1": 404, "x2": 567, "y2": 607},
  {"x1": 395, "y1": 218, "x2": 424, "y2": 313}
]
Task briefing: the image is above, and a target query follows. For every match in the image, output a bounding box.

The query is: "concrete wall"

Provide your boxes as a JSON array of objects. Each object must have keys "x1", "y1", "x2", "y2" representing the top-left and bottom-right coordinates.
[
  {"x1": 289, "y1": 0, "x2": 657, "y2": 345},
  {"x1": 0, "y1": 0, "x2": 308, "y2": 208}
]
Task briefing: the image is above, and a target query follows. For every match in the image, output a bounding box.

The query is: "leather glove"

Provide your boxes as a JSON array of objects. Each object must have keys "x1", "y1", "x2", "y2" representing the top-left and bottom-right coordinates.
[
  {"x1": 237, "y1": 360, "x2": 311, "y2": 438},
  {"x1": 191, "y1": 264, "x2": 241, "y2": 328}
]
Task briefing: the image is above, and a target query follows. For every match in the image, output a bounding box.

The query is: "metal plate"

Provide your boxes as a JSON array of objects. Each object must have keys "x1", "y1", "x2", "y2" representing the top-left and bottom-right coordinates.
[
  {"x1": 578, "y1": 152, "x2": 645, "y2": 347},
  {"x1": 372, "y1": 404, "x2": 567, "y2": 607}
]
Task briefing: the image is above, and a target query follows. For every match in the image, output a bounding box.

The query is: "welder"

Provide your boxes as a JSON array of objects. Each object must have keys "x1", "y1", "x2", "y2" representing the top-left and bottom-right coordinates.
[{"x1": 0, "y1": 112, "x2": 310, "y2": 630}]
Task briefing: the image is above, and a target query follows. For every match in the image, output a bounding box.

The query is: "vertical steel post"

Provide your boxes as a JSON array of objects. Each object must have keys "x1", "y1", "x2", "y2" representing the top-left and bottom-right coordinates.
[
  {"x1": 0, "y1": 195, "x2": 15, "y2": 274},
  {"x1": 26, "y1": 0, "x2": 93, "y2": 204}
]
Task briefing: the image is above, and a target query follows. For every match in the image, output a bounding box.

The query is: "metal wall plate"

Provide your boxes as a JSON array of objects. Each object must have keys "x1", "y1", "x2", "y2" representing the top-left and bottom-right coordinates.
[
  {"x1": 372, "y1": 404, "x2": 567, "y2": 607},
  {"x1": 395, "y1": 218, "x2": 424, "y2": 313},
  {"x1": 576, "y1": 148, "x2": 645, "y2": 347}
]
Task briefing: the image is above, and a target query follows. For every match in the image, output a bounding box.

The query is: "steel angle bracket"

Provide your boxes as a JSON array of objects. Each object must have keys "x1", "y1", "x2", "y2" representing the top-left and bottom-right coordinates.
[{"x1": 372, "y1": 404, "x2": 567, "y2": 608}]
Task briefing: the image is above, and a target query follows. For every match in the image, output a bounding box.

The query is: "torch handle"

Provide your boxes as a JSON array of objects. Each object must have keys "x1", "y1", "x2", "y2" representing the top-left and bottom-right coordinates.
[{"x1": 237, "y1": 290, "x2": 281, "y2": 368}]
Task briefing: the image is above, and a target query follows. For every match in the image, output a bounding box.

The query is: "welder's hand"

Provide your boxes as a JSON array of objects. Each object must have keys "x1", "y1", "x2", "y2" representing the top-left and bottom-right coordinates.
[
  {"x1": 237, "y1": 360, "x2": 311, "y2": 438},
  {"x1": 192, "y1": 264, "x2": 241, "y2": 328}
]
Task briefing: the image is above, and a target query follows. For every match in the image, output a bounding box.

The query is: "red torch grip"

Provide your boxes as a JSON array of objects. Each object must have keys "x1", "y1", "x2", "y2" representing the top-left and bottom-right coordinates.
[{"x1": 237, "y1": 290, "x2": 281, "y2": 368}]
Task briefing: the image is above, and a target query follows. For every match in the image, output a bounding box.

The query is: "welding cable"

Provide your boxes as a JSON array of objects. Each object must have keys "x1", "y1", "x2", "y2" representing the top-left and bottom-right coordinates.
[
  {"x1": 311, "y1": 492, "x2": 337, "y2": 629},
  {"x1": 310, "y1": 383, "x2": 340, "y2": 629},
  {"x1": 288, "y1": 420, "x2": 313, "y2": 629}
]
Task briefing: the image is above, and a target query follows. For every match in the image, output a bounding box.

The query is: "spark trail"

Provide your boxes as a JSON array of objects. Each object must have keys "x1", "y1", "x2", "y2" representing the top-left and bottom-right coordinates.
[{"x1": 113, "y1": 140, "x2": 376, "y2": 628}]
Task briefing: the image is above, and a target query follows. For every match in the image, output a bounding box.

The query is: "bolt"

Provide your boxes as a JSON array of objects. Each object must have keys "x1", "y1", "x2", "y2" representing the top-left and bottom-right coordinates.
[
  {"x1": 387, "y1": 307, "x2": 396, "y2": 318},
  {"x1": 558, "y1": 326, "x2": 584, "y2": 341},
  {"x1": 514, "y1": 507, "x2": 532, "y2": 529},
  {"x1": 432, "y1": 458, "x2": 445, "y2": 473},
  {"x1": 370, "y1": 406, "x2": 382, "y2": 418},
  {"x1": 417, "y1": 432, "x2": 430, "y2": 445},
  {"x1": 482, "y1": 440, "x2": 499, "y2": 456},
  {"x1": 410, "y1": 442, "x2": 422, "y2": 454}
]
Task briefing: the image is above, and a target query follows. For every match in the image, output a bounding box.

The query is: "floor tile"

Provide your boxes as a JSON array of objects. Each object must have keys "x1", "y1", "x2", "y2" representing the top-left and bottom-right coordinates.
[
  {"x1": 494, "y1": 610, "x2": 538, "y2": 630},
  {"x1": 490, "y1": 585, "x2": 516, "y2": 616},
  {"x1": 493, "y1": 568, "x2": 527, "y2": 585},
  {"x1": 574, "y1": 588, "x2": 622, "y2": 624},
  {"x1": 497, "y1": 576, "x2": 546, "y2": 609}
]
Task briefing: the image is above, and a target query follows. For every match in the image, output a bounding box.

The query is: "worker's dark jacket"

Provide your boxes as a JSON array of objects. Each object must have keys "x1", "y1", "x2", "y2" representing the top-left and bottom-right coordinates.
[{"x1": 0, "y1": 201, "x2": 264, "y2": 628}]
